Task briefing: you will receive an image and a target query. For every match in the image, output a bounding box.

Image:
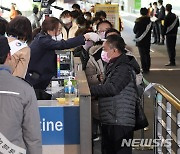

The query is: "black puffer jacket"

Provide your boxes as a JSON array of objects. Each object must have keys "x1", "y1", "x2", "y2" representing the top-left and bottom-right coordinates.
[
  {"x1": 90, "y1": 53, "x2": 140, "y2": 126},
  {"x1": 133, "y1": 16, "x2": 152, "y2": 48}
]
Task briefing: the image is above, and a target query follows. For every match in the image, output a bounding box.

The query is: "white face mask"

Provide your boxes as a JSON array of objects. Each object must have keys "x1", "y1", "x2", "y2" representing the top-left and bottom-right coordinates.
[
  {"x1": 92, "y1": 25, "x2": 97, "y2": 31},
  {"x1": 98, "y1": 31, "x2": 106, "y2": 40},
  {"x1": 62, "y1": 18, "x2": 71, "y2": 24},
  {"x1": 84, "y1": 15, "x2": 90, "y2": 20},
  {"x1": 52, "y1": 33, "x2": 63, "y2": 41},
  {"x1": 165, "y1": 11, "x2": 168, "y2": 16}
]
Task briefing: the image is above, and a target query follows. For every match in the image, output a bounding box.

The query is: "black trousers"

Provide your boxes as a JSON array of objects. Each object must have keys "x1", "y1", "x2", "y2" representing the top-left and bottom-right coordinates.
[
  {"x1": 153, "y1": 22, "x2": 160, "y2": 43},
  {"x1": 166, "y1": 34, "x2": 177, "y2": 64},
  {"x1": 158, "y1": 22, "x2": 165, "y2": 42},
  {"x1": 138, "y1": 47, "x2": 151, "y2": 72},
  {"x1": 101, "y1": 124, "x2": 134, "y2": 154}
]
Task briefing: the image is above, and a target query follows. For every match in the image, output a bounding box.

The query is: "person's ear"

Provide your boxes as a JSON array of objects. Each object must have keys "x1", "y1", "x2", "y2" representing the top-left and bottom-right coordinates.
[
  {"x1": 7, "y1": 52, "x2": 11, "y2": 60},
  {"x1": 114, "y1": 48, "x2": 117, "y2": 52},
  {"x1": 4, "y1": 52, "x2": 11, "y2": 64}
]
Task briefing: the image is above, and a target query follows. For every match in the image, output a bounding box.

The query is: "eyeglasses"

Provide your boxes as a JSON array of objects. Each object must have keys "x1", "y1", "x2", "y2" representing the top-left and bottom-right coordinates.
[{"x1": 97, "y1": 30, "x2": 106, "y2": 33}]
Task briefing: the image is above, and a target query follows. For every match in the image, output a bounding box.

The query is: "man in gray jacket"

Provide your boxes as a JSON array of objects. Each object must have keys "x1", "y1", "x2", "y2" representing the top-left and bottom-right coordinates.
[{"x1": 0, "y1": 36, "x2": 42, "y2": 154}]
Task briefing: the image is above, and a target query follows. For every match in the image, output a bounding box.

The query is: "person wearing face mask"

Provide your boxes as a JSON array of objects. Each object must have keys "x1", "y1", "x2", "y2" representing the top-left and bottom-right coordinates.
[
  {"x1": 85, "y1": 40, "x2": 104, "y2": 143},
  {"x1": 105, "y1": 28, "x2": 143, "y2": 85},
  {"x1": 96, "y1": 20, "x2": 113, "y2": 40},
  {"x1": 84, "y1": 12, "x2": 92, "y2": 21},
  {"x1": 25, "y1": 17, "x2": 98, "y2": 95},
  {"x1": 90, "y1": 35, "x2": 140, "y2": 154},
  {"x1": 52, "y1": 33, "x2": 63, "y2": 41},
  {"x1": 60, "y1": 10, "x2": 79, "y2": 40}
]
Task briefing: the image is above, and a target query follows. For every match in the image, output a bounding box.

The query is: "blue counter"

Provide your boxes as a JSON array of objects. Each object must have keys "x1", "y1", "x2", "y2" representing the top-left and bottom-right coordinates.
[{"x1": 38, "y1": 101, "x2": 80, "y2": 154}]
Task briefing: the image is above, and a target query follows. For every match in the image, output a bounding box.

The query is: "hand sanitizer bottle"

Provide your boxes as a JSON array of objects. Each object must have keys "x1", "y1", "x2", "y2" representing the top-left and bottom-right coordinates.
[{"x1": 67, "y1": 77, "x2": 72, "y2": 94}]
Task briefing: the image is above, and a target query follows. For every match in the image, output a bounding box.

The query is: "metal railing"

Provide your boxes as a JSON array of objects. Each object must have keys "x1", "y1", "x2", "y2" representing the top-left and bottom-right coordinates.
[{"x1": 152, "y1": 84, "x2": 180, "y2": 154}]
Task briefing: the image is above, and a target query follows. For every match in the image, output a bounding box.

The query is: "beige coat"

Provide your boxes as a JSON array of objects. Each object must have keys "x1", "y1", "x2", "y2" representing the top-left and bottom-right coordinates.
[
  {"x1": 62, "y1": 21, "x2": 79, "y2": 40},
  {"x1": 85, "y1": 45, "x2": 104, "y2": 86},
  {"x1": 85, "y1": 45, "x2": 104, "y2": 119},
  {"x1": 7, "y1": 37, "x2": 30, "y2": 78}
]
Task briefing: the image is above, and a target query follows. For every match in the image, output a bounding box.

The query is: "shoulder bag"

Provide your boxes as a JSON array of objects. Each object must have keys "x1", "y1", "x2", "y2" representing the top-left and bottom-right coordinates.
[{"x1": 130, "y1": 68, "x2": 149, "y2": 131}]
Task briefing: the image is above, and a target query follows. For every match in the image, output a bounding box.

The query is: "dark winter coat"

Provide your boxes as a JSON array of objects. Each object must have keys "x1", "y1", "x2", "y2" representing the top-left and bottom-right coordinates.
[
  {"x1": 133, "y1": 16, "x2": 152, "y2": 48},
  {"x1": 90, "y1": 53, "x2": 140, "y2": 126},
  {"x1": 163, "y1": 12, "x2": 179, "y2": 36},
  {"x1": 157, "y1": 5, "x2": 165, "y2": 21}
]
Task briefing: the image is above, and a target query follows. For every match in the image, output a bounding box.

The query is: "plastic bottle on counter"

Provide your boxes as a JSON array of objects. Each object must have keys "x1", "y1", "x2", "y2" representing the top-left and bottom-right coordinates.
[{"x1": 67, "y1": 77, "x2": 72, "y2": 94}]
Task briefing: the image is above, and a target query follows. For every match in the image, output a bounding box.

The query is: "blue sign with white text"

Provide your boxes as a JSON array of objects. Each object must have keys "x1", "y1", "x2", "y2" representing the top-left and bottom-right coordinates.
[{"x1": 39, "y1": 106, "x2": 80, "y2": 145}]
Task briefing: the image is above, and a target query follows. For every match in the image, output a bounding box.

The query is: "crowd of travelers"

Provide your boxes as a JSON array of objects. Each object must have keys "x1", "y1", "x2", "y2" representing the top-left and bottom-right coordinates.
[{"x1": 0, "y1": 1, "x2": 179, "y2": 154}]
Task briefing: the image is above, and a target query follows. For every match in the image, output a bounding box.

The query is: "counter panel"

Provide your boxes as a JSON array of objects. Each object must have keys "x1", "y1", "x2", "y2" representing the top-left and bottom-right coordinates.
[{"x1": 39, "y1": 105, "x2": 80, "y2": 145}]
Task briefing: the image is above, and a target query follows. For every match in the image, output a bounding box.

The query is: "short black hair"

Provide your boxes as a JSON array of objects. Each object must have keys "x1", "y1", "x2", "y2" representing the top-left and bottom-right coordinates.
[
  {"x1": 96, "y1": 20, "x2": 113, "y2": 31},
  {"x1": 71, "y1": 10, "x2": 81, "y2": 19},
  {"x1": 166, "y1": 4, "x2": 172, "y2": 12},
  {"x1": 72, "y1": 4, "x2": 80, "y2": 10},
  {"x1": 158, "y1": 0, "x2": 163, "y2": 5},
  {"x1": 60, "y1": 10, "x2": 71, "y2": 18},
  {"x1": 84, "y1": 12, "x2": 92, "y2": 18},
  {"x1": 140, "y1": 7, "x2": 148, "y2": 16},
  {"x1": 0, "y1": 19, "x2": 8, "y2": 35},
  {"x1": 106, "y1": 35, "x2": 126, "y2": 53},
  {"x1": 105, "y1": 28, "x2": 121, "y2": 38},
  {"x1": 33, "y1": 5, "x2": 39, "y2": 14},
  {"x1": 0, "y1": 36, "x2": 10, "y2": 64},
  {"x1": 92, "y1": 17, "x2": 102, "y2": 25},
  {"x1": 76, "y1": 15, "x2": 86, "y2": 25},
  {"x1": 95, "y1": 10, "x2": 107, "y2": 19},
  {"x1": 153, "y1": 2, "x2": 157, "y2": 6}
]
